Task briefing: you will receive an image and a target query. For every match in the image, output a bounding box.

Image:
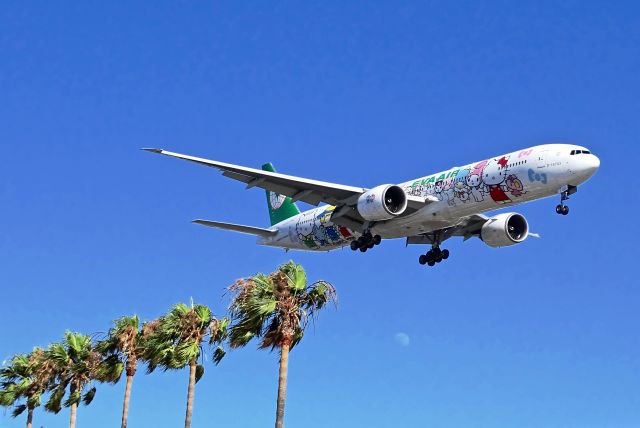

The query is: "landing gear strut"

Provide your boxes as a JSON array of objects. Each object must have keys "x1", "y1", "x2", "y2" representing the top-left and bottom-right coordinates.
[
  {"x1": 350, "y1": 231, "x2": 382, "y2": 253},
  {"x1": 555, "y1": 185, "x2": 576, "y2": 216},
  {"x1": 418, "y1": 232, "x2": 450, "y2": 267}
]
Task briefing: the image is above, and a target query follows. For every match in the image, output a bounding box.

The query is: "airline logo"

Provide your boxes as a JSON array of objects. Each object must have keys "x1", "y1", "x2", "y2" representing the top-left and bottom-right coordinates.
[{"x1": 269, "y1": 191, "x2": 286, "y2": 209}]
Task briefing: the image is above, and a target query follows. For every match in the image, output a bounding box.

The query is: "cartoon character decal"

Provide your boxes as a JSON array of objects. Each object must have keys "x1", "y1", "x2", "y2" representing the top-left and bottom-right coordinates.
[
  {"x1": 505, "y1": 174, "x2": 525, "y2": 197},
  {"x1": 483, "y1": 156, "x2": 511, "y2": 204},
  {"x1": 454, "y1": 181, "x2": 470, "y2": 203},
  {"x1": 466, "y1": 160, "x2": 487, "y2": 202},
  {"x1": 434, "y1": 180, "x2": 444, "y2": 201},
  {"x1": 443, "y1": 178, "x2": 456, "y2": 206},
  {"x1": 295, "y1": 207, "x2": 353, "y2": 249}
]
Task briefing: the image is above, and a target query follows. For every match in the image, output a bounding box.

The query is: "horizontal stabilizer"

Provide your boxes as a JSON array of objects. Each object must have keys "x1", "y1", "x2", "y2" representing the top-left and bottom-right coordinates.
[{"x1": 192, "y1": 219, "x2": 277, "y2": 237}]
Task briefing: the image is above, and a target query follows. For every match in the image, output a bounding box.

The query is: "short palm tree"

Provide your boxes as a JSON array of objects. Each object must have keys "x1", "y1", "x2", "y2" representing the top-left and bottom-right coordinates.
[
  {"x1": 96, "y1": 315, "x2": 146, "y2": 428},
  {"x1": 144, "y1": 303, "x2": 228, "y2": 428},
  {"x1": 228, "y1": 261, "x2": 337, "y2": 428},
  {"x1": 0, "y1": 349, "x2": 53, "y2": 428},
  {"x1": 44, "y1": 331, "x2": 123, "y2": 428}
]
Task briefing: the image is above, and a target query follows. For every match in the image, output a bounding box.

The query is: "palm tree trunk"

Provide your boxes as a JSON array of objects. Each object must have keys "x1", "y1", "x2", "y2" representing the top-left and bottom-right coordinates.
[
  {"x1": 275, "y1": 342, "x2": 291, "y2": 428},
  {"x1": 184, "y1": 360, "x2": 197, "y2": 428},
  {"x1": 121, "y1": 374, "x2": 134, "y2": 428},
  {"x1": 69, "y1": 402, "x2": 78, "y2": 428},
  {"x1": 25, "y1": 407, "x2": 33, "y2": 428}
]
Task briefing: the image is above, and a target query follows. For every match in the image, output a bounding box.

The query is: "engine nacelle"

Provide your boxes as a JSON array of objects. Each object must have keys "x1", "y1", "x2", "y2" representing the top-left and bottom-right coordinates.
[
  {"x1": 481, "y1": 213, "x2": 529, "y2": 248},
  {"x1": 356, "y1": 184, "x2": 408, "y2": 221}
]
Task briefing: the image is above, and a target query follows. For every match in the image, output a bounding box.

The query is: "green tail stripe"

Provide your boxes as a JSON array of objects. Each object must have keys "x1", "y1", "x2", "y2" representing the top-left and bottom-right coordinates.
[{"x1": 262, "y1": 163, "x2": 301, "y2": 226}]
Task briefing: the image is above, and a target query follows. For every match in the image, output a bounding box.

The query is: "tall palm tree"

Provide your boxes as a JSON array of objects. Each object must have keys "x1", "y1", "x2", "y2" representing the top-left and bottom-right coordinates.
[
  {"x1": 96, "y1": 315, "x2": 146, "y2": 428},
  {"x1": 44, "y1": 331, "x2": 123, "y2": 428},
  {"x1": 144, "y1": 303, "x2": 228, "y2": 428},
  {"x1": 228, "y1": 261, "x2": 337, "y2": 428},
  {"x1": 0, "y1": 349, "x2": 53, "y2": 428}
]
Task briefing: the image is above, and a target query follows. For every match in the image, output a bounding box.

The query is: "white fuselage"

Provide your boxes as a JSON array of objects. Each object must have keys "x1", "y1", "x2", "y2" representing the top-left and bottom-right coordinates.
[{"x1": 259, "y1": 144, "x2": 600, "y2": 251}]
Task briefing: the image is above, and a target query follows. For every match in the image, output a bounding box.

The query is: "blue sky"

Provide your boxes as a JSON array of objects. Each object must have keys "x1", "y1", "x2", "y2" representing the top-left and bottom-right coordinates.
[{"x1": 1, "y1": 1, "x2": 639, "y2": 427}]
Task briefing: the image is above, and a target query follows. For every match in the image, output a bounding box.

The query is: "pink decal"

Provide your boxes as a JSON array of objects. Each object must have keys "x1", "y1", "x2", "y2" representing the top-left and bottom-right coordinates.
[{"x1": 518, "y1": 149, "x2": 533, "y2": 158}]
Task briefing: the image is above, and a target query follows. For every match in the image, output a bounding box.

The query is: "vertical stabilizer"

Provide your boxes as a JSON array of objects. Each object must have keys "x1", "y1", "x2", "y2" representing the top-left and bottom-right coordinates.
[{"x1": 262, "y1": 163, "x2": 301, "y2": 226}]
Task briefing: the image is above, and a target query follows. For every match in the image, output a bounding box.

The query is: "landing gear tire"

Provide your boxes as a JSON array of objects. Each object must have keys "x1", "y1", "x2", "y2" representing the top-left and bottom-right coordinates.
[
  {"x1": 556, "y1": 204, "x2": 563, "y2": 214},
  {"x1": 562, "y1": 205, "x2": 569, "y2": 215},
  {"x1": 420, "y1": 247, "x2": 450, "y2": 267},
  {"x1": 354, "y1": 231, "x2": 382, "y2": 253}
]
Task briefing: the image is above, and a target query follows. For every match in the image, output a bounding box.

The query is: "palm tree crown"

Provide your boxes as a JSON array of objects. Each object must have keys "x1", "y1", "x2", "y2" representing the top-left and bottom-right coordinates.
[
  {"x1": 228, "y1": 261, "x2": 337, "y2": 350},
  {"x1": 0, "y1": 349, "x2": 52, "y2": 426},
  {"x1": 44, "y1": 331, "x2": 123, "y2": 427}
]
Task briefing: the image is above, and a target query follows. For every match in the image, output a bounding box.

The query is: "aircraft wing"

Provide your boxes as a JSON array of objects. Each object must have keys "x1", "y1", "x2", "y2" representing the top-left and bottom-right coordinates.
[
  {"x1": 405, "y1": 214, "x2": 489, "y2": 245},
  {"x1": 193, "y1": 219, "x2": 277, "y2": 237},
  {"x1": 142, "y1": 149, "x2": 429, "y2": 223}
]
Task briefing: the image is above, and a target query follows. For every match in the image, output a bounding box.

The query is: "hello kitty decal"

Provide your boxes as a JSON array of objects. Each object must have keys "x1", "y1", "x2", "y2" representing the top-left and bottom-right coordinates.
[
  {"x1": 483, "y1": 156, "x2": 511, "y2": 204},
  {"x1": 404, "y1": 153, "x2": 529, "y2": 206}
]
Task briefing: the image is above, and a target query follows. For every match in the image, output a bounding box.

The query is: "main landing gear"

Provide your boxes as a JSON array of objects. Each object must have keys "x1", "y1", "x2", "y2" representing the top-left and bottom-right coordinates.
[
  {"x1": 350, "y1": 231, "x2": 382, "y2": 253},
  {"x1": 418, "y1": 246, "x2": 450, "y2": 267},
  {"x1": 555, "y1": 185, "x2": 577, "y2": 216}
]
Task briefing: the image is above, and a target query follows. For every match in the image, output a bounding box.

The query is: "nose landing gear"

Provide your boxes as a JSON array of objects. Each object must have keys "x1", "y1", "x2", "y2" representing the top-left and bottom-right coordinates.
[
  {"x1": 350, "y1": 231, "x2": 382, "y2": 253},
  {"x1": 555, "y1": 185, "x2": 577, "y2": 216},
  {"x1": 418, "y1": 246, "x2": 450, "y2": 267}
]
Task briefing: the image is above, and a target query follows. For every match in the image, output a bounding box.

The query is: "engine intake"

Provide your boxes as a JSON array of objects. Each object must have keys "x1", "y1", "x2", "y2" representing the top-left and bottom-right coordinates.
[
  {"x1": 481, "y1": 213, "x2": 529, "y2": 248},
  {"x1": 356, "y1": 184, "x2": 408, "y2": 221}
]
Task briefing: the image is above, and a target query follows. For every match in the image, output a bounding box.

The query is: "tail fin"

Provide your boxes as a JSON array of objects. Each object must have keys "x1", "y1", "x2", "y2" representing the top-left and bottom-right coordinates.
[{"x1": 262, "y1": 163, "x2": 301, "y2": 226}]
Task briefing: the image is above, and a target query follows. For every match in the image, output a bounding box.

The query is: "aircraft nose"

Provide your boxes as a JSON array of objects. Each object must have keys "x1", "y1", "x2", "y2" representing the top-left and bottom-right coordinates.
[{"x1": 582, "y1": 154, "x2": 600, "y2": 177}]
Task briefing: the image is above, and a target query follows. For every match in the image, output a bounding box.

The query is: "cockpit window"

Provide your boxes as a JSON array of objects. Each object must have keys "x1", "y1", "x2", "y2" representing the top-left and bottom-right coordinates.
[{"x1": 570, "y1": 149, "x2": 591, "y2": 155}]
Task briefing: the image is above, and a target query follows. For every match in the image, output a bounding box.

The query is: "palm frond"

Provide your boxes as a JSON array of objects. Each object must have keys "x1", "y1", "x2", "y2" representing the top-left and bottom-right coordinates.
[
  {"x1": 11, "y1": 403, "x2": 27, "y2": 418},
  {"x1": 44, "y1": 384, "x2": 65, "y2": 414},
  {"x1": 82, "y1": 386, "x2": 96, "y2": 405},
  {"x1": 195, "y1": 365, "x2": 204, "y2": 383}
]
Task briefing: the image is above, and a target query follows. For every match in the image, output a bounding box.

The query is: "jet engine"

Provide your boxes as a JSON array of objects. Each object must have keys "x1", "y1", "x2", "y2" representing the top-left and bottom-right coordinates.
[
  {"x1": 356, "y1": 184, "x2": 408, "y2": 221},
  {"x1": 481, "y1": 213, "x2": 529, "y2": 248}
]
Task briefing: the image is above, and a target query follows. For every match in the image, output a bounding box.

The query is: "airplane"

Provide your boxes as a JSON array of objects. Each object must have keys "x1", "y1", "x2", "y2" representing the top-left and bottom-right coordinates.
[{"x1": 143, "y1": 143, "x2": 600, "y2": 267}]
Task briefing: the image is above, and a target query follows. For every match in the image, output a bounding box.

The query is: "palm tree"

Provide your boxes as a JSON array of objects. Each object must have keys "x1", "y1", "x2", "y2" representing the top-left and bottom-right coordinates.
[
  {"x1": 0, "y1": 349, "x2": 53, "y2": 428},
  {"x1": 144, "y1": 303, "x2": 228, "y2": 428},
  {"x1": 96, "y1": 315, "x2": 146, "y2": 428},
  {"x1": 228, "y1": 261, "x2": 337, "y2": 428},
  {"x1": 44, "y1": 331, "x2": 123, "y2": 428}
]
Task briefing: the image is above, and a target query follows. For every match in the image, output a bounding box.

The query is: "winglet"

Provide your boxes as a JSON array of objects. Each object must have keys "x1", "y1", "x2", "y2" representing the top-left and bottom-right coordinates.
[{"x1": 141, "y1": 148, "x2": 163, "y2": 153}]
